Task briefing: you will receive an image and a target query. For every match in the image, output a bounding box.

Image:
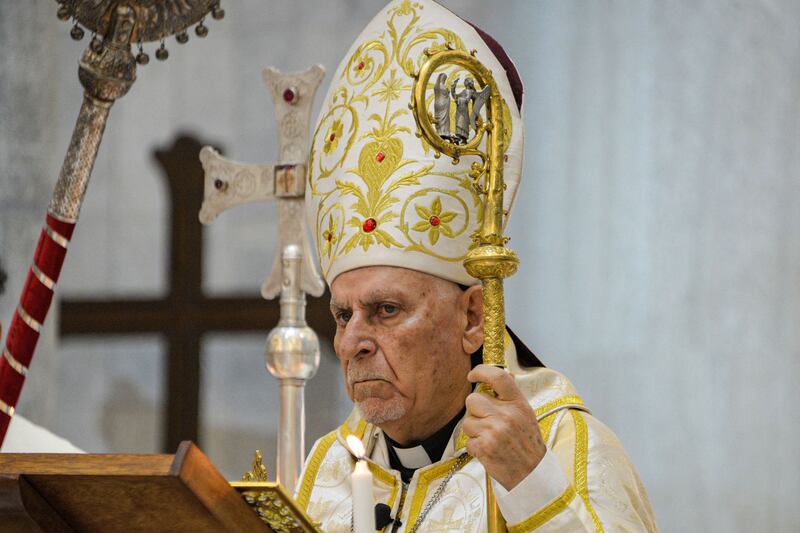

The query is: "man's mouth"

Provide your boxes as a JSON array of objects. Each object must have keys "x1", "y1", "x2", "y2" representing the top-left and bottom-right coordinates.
[
  {"x1": 352, "y1": 377, "x2": 387, "y2": 385},
  {"x1": 348, "y1": 367, "x2": 391, "y2": 386}
]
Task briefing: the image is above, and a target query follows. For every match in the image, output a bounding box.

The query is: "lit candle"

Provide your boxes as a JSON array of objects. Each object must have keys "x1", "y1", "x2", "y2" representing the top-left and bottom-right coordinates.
[{"x1": 347, "y1": 435, "x2": 375, "y2": 533}]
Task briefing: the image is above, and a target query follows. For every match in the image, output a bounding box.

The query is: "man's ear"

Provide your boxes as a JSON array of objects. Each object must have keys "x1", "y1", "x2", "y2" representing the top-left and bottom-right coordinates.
[{"x1": 461, "y1": 284, "x2": 484, "y2": 354}]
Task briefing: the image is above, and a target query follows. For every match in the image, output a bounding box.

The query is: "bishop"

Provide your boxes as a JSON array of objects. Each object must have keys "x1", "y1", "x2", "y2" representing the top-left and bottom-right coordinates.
[{"x1": 295, "y1": 1, "x2": 658, "y2": 532}]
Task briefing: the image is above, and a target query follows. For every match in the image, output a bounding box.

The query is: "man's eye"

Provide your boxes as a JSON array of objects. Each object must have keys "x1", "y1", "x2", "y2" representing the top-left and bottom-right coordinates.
[
  {"x1": 379, "y1": 304, "x2": 398, "y2": 316},
  {"x1": 335, "y1": 311, "x2": 352, "y2": 324}
]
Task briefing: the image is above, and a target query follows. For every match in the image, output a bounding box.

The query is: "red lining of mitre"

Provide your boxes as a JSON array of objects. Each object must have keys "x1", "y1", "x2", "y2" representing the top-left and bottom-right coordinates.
[
  {"x1": 430, "y1": 1, "x2": 524, "y2": 110},
  {"x1": 464, "y1": 21, "x2": 524, "y2": 112}
]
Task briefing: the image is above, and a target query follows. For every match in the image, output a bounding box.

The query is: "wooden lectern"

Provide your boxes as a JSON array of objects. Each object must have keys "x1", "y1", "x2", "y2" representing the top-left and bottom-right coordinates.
[{"x1": 0, "y1": 441, "x2": 286, "y2": 532}]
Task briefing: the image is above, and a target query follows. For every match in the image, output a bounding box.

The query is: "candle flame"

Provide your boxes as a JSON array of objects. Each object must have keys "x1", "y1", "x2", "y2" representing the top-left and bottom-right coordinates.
[{"x1": 346, "y1": 434, "x2": 366, "y2": 458}]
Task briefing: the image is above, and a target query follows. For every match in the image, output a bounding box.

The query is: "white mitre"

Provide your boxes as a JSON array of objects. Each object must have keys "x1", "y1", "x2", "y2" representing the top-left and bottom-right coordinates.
[{"x1": 306, "y1": 0, "x2": 524, "y2": 285}]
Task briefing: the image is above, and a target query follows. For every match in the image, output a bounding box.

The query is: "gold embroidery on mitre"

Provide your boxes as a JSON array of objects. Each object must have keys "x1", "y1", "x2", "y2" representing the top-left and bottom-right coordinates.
[
  {"x1": 309, "y1": 0, "x2": 519, "y2": 281},
  {"x1": 412, "y1": 195, "x2": 458, "y2": 245},
  {"x1": 321, "y1": 213, "x2": 338, "y2": 258}
]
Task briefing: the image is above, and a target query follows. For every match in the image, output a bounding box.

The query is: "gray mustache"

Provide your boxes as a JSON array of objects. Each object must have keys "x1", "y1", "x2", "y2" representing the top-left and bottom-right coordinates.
[{"x1": 347, "y1": 365, "x2": 390, "y2": 386}]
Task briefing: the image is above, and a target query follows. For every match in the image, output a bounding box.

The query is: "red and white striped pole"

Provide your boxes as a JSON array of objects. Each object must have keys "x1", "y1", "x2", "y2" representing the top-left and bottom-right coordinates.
[
  {"x1": 0, "y1": 7, "x2": 135, "y2": 444},
  {"x1": 0, "y1": 215, "x2": 75, "y2": 430},
  {"x1": 0, "y1": 1, "x2": 221, "y2": 446}
]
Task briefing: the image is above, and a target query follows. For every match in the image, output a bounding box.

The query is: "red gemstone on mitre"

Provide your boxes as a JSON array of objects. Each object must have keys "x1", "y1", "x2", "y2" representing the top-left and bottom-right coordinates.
[
  {"x1": 362, "y1": 218, "x2": 377, "y2": 233},
  {"x1": 429, "y1": 215, "x2": 441, "y2": 226},
  {"x1": 376, "y1": 152, "x2": 385, "y2": 162},
  {"x1": 282, "y1": 87, "x2": 297, "y2": 103},
  {"x1": 325, "y1": 233, "x2": 333, "y2": 242},
  {"x1": 329, "y1": 132, "x2": 336, "y2": 142},
  {"x1": 357, "y1": 61, "x2": 365, "y2": 70}
]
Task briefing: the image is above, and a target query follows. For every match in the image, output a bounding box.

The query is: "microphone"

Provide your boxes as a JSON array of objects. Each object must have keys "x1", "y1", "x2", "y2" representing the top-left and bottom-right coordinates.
[{"x1": 375, "y1": 503, "x2": 402, "y2": 530}]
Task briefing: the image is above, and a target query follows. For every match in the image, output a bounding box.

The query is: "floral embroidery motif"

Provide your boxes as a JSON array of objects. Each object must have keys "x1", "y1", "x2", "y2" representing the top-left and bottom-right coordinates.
[
  {"x1": 373, "y1": 69, "x2": 403, "y2": 102},
  {"x1": 322, "y1": 214, "x2": 338, "y2": 257},
  {"x1": 323, "y1": 119, "x2": 343, "y2": 155},
  {"x1": 353, "y1": 57, "x2": 368, "y2": 77},
  {"x1": 412, "y1": 196, "x2": 457, "y2": 245}
]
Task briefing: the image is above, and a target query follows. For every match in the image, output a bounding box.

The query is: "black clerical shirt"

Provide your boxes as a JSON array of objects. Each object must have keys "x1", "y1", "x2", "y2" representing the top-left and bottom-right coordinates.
[{"x1": 384, "y1": 407, "x2": 466, "y2": 483}]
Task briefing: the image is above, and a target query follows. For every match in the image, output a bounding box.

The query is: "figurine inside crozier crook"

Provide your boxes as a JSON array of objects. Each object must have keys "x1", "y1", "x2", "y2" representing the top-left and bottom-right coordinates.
[{"x1": 433, "y1": 73, "x2": 492, "y2": 146}]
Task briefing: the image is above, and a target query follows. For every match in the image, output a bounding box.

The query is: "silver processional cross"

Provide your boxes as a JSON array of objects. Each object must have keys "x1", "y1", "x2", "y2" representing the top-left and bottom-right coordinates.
[{"x1": 198, "y1": 65, "x2": 326, "y2": 493}]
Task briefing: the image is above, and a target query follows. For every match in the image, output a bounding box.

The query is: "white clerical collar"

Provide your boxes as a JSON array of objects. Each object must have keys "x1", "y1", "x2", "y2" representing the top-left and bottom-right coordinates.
[{"x1": 392, "y1": 444, "x2": 432, "y2": 469}]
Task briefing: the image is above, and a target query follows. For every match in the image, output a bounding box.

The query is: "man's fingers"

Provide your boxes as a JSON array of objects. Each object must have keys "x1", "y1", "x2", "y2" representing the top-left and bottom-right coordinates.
[
  {"x1": 468, "y1": 364, "x2": 520, "y2": 400},
  {"x1": 461, "y1": 415, "x2": 486, "y2": 439},
  {"x1": 461, "y1": 414, "x2": 496, "y2": 439},
  {"x1": 465, "y1": 390, "x2": 497, "y2": 418}
]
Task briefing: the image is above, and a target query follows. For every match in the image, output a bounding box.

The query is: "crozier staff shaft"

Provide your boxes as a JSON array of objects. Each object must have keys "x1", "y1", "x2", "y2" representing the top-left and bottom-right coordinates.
[{"x1": 411, "y1": 46, "x2": 518, "y2": 533}]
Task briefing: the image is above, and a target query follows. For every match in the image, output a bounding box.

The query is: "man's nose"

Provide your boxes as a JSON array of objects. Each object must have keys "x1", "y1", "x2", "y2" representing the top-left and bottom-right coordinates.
[{"x1": 337, "y1": 312, "x2": 377, "y2": 361}]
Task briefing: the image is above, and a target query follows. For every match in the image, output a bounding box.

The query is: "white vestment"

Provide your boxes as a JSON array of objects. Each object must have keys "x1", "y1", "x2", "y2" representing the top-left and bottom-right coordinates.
[{"x1": 296, "y1": 343, "x2": 657, "y2": 532}]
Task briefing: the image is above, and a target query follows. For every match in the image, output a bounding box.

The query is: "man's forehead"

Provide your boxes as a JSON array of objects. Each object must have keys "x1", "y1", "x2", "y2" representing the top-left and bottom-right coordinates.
[
  {"x1": 329, "y1": 277, "x2": 414, "y2": 308},
  {"x1": 329, "y1": 266, "x2": 449, "y2": 306},
  {"x1": 329, "y1": 287, "x2": 405, "y2": 309}
]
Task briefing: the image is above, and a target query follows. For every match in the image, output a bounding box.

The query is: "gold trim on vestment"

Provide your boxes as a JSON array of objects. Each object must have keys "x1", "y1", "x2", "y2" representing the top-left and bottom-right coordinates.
[
  {"x1": 535, "y1": 395, "x2": 587, "y2": 419},
  {"x1": 339, "y1": 417, "x2": 368, "y2": 441},
  {"x1": 368, "y1": 461, "x2": 401, "y2": 516},
  {"x1": 507, "y1": 485, "x2": 577, "y2": 532},
  {"x1": 296, "y1": 431, "x2": 337, "y2": 512},
  {"x1": 572, "y1": 410, "x2": 604, "y2": 532},
  {"x1": 538, "y1": 411, "x2": 557, "y2": 444},
  {"x1": 367, "y1": 461, "x2": 396, "y2": 486}
]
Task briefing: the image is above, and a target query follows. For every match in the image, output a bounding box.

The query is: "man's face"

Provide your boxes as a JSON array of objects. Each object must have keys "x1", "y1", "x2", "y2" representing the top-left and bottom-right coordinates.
[{"x1": 330, "y1": 266, "x2": 476, "y2": 442}]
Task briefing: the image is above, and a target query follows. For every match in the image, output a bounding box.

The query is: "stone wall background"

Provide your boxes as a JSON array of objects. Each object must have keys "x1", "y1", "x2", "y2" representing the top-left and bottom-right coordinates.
[{"x1": 1, "y1": 2, "x2": 799, "y2": 531}]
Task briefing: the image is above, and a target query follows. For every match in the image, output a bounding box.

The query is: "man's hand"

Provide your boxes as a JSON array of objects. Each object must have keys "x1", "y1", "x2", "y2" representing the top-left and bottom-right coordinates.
[{"x1": 463, "y1": 364, "x2": 546, "y2": 491}]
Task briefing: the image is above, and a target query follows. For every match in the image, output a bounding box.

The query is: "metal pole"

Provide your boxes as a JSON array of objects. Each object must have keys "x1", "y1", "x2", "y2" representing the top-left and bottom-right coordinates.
[
  {"x1": 277, "y1": 378, "x2": 306, "y2": 490},
  {"x1": 266, "y1": 244, "x2": 320, "y2": 493}
]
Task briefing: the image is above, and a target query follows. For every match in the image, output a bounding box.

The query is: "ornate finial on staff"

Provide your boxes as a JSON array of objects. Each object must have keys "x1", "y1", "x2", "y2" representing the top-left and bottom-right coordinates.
[
  {"x1": 54, "y1": 0, "x2": 224, "y2": 63},
  {"x1": 410, "y1": 44, "x2": 517, "y2": 533}
]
